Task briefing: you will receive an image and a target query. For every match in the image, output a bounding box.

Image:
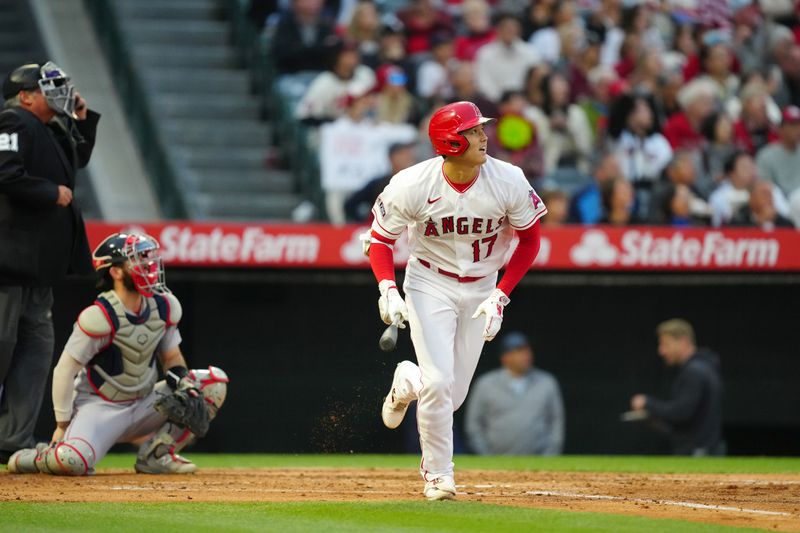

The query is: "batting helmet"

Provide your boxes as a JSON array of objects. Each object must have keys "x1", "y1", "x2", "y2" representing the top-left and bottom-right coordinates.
[
  {"x1": 92, "y1": 233, "x2": 167, "y2": 297},
  {"x1": 428, "y1": 101, "x2": 494, "y2": 156}
]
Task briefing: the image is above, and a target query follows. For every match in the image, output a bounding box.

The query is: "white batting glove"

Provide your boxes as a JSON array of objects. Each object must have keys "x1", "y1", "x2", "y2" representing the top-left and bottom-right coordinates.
[
  {"x1": 378, "y1": 279, "x2": 408, "y2": 328},
  {"x1": 471, "y1": 288, "x2": 510, "y2": 341}
]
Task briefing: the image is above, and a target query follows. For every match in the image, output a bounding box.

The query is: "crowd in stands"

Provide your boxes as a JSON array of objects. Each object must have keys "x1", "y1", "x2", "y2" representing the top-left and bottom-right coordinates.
[{"x1": 251, "y1": 0, "x2": 800, "y2": 228}]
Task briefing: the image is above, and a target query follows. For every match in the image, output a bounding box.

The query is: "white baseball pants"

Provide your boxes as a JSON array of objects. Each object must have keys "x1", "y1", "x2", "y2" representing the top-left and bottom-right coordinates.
[{"x1": 396, "y1": 259, "x2": 496, "y2": 480}]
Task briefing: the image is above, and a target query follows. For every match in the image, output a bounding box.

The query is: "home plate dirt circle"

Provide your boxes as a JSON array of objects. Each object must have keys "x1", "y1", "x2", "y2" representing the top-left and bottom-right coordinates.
[{"x1": 2, "y1": 469, "x2": 799, "y2": 531}]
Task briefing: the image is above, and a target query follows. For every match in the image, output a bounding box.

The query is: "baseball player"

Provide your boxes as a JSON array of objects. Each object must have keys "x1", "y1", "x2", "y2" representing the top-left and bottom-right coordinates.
[
  {"x1": 368, "y1": 101, "x2": 547, "y2": 500},
  {"x1": 7, "y1": 232, "x2": 228, "y2": 475}
]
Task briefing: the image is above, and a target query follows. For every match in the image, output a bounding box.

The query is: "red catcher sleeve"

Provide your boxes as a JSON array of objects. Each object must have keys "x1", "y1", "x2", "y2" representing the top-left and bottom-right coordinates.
[
  {"x1": 497, "y1": 222, "x2": 541, "y2": 296},
  {"x1": 368, "y1": 230, "x2": 396, "y2": 282}
]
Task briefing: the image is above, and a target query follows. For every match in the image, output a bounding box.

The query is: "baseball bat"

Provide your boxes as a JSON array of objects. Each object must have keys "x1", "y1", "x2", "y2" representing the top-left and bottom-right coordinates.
[{"x1": 379, "y1": 323, "x2": 399, "y2": 351}]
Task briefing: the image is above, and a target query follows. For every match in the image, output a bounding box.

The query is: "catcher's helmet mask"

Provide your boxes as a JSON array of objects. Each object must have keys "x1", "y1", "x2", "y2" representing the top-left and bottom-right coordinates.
[
  {"x1": 92, "y1": 233, "x2": 168, "y2": 297},
  {"x1": 428, "y1": 101, "x2": 495, "y2": 157}
]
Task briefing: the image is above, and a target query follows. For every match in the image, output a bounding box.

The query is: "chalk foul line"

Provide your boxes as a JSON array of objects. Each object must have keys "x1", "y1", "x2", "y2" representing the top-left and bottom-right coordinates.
[{"x1": 526, "y1": 490, "x2": 791, "y2": 517}]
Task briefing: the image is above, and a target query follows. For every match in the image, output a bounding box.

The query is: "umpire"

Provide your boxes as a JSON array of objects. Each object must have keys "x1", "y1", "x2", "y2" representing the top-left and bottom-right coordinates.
[{"x1": 0, "y1": 62, "x2": 99, "y2": 462}]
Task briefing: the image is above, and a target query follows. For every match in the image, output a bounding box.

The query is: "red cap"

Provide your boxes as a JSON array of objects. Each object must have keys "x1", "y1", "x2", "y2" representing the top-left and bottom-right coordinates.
[{"x1": 782, "y1": 105, "x2": 800, "y2": 124}]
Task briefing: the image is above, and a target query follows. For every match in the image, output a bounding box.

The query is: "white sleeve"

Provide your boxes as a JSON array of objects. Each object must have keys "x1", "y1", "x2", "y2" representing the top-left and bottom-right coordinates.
[
  {"x1": 506, "y1": 170, "x2": 548, "y2": 230},
  {"x1": 63, "y1": 323, "x2": 110, "y2": 366},
  {"x1": 370, "y1": 178, "x2": 414, "y2": 239},
  {"x1": 52, "y1": 352, "x2": 83, "y2": 423},
  {"x1": 157, "y1": 326, "x2": 182, "y2": 354}
]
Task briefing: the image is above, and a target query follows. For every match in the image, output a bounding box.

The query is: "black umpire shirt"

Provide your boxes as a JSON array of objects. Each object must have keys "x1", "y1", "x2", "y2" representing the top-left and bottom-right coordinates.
[
  {"x1": 0, "y1": 106, "x2": 99, "y2": 286},
  {"x1": 646, "y1": 348, "x2": 724, "y2": 455}
]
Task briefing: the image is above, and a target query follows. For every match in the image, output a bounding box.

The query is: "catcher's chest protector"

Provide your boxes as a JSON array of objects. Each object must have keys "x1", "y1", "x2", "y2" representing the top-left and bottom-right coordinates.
[{"x1": 87, "y1": 290, "x2": 169, "y2": 401}]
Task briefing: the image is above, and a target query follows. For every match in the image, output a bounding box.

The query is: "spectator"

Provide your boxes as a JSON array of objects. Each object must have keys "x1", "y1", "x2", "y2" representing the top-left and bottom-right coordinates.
[
  {"x1": 628, "y1": 47, "x2": 664, "y2": 97},
  {"x1": 345, "y1": 0, "x2": 381, "y2": 67},
  {"x1": 708, "y1": 151, "x2": 790, "y2": 226},
  {"x1": 607, "y1": 93, "x2": 672, "y2": 217},
  {"x1": 448, "y1": 62, "x2": 497, "y2": 117},
  {"x1": 630, "y1": 319, "x2": 723, "y2": 456},
  {"x1": 773, "y1": 44, "x2": 800, "y2": 108},
  {"x1": 652, "y1": 183, "x2": 708, "y2": 227},
  {"x1": 539, "y1": 189, "x2": 569, "y2": 226},
  {"x1": 484, "y1": 90, "x2": 544, "y2": 184},
  {"x1": 416, "y1": 31, "x2": 457, "y2": 103},
  {"x1": 475, "y1": 13, "x2": 541, "y2": 103},
  {"x1": 568, "y1": 30, "x2": 604, "y2": 103},
  {"x1": 599, "y1": 175, "x2": 640, "y2": 225},
  {"x1": 296, "y1": 40, "x2": 376, "y2": 124},
  {"x1": 662, "y1": 77, "x2": 718, "y2": 151},
  {"x1": 729, "y1": 0, "x2": 769, "y2": 75},
  {"x1": 700, "y1": 112, "x2": 737, "y2": 187},
  {"x1": 732, "y1": 81, "x2": 778, "y2": 154},
  {"x1": 272, "y1": 0, "x2": 336, "y2": 75},
  {"x1": 731, "y1": 179, "x2": 795, "y2": 229},
  {"x1": 528, "y1": 72, "x2": 593, "y2": 175},
  {"x1": 374, "y1": 65, "x2": 419, "y2": 125},
  {"x1": 465, "y1": 332, "x2": 565, "y2": 456},
  {"x1": 396, "y1": 0, "x2": 453, "y2": 57},
  {"x1": 755, "y1": 105, "x2": 800, "y2": 198},
  {"x1": 521, "y1": 0, "x2": 556, "y2": 42},
  {"x1": 569, "y1": 152, "x2": 623, "y2": 224},
  {"x1": 344, "y1": 142, "x2": 416, "y2": 222},
  {"x1": 650, "y1": 151, "x2": 713, "y2": 224},
  {"x1": 318, "y1": 91, "x2": 416, "y2": 223},
  {"x1": 578, "y1": 65, "x2": 618, "y2": 144},
  {"x1": 0, "y1": 63, "x2": 99, "y2": 462},
  {"x1": 695, "y1": 39, "x2": 739, "y2": 112},
  {"x1": 523, "y1": 63, "x2": 552, "y2": 110},
  {"x1": 453, "y1": 0, "x2": 494, "y2": 62}
]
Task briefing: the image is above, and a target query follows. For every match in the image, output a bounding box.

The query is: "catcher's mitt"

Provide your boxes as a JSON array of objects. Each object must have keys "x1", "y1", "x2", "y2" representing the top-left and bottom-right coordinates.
[{"x1": 154, "y1": 388, "x2": 210, "y2": 437}]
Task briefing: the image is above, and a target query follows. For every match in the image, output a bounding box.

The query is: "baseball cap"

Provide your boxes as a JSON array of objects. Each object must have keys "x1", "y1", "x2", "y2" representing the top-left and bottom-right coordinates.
[
  {"x1": 498, "y1": 331, "x2": 530, "y2": 354},
  {"x1": 781, "y1": 105, "x2": 800, "y2": 125},
  {"x1": 2, "y1": 63, "x2": 42, "y2": 99}
]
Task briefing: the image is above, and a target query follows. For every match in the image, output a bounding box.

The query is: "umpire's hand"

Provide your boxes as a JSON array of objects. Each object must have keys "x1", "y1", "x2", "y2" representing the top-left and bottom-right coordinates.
[{"x1": 56, "y1": 185, "x2": 73, "y2": 207}]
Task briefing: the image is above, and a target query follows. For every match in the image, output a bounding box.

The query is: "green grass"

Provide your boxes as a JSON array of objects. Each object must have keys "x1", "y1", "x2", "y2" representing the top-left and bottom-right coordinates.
[
  {"x1": 84, "y1": 453, "x2": 800, "y2": 474},
  {"x1": 3, "y1": 455, "x2": 797, "y2": 532},
  {"x1": 0, "y1": 501, "x2": 767, "y2": 533}
]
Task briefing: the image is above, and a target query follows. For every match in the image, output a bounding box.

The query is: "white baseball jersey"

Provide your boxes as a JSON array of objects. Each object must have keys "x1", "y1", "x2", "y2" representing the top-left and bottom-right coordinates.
[{"x1": 371, "y1": 155, "x2": 548, "y2": 278}]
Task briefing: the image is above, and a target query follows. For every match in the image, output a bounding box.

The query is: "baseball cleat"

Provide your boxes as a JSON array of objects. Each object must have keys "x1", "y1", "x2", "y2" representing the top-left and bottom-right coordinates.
[
  {"x1": 7, "y1": 443, "x2": 49, "y2": 474},
  {"x1": 381, "y1": 387, "x2": 410, "y2": 429},
  {"x1": 423, "y1": 476, "x2": 457, "y2": 501},
  {"x1": 135, "y1": 449, "x2": 197, "y2": 474}
]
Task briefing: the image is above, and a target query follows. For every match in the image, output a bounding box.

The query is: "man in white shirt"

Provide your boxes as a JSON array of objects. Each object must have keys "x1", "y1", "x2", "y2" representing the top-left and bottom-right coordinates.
[{"x1": 475, "y1": 13, "x2": 541, "y2": 102}]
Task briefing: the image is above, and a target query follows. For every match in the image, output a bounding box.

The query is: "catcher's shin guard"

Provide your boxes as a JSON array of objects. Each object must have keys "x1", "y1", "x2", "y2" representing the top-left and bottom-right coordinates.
[
  {"x1": 7, "y1": 443, "x2": 49, "y2": 474},
  {"x1": 30, "y1": 439, "x2": 97, "y2": 476},
  {"x1": 136, "y1": 366, "x2": 228, "y2": 474}
]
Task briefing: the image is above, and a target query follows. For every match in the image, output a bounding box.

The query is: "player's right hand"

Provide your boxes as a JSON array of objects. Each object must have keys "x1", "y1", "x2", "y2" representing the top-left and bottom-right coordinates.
[
  {"x1": 472, "y1": 288, "x2": 510, "y2": 341},
  {"x1": 378, "y1": 279, "x2": 408, "y2": 328}
]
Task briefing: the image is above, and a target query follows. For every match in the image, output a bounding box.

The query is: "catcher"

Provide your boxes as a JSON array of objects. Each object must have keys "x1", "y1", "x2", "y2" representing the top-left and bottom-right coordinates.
[{"x1": 8, "y1": 232, "x2": 228, "y2": 475}]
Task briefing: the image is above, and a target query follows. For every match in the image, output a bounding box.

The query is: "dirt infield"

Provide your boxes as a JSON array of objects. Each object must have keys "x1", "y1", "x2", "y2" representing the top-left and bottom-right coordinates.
[{"x1": 2, "y1": 468, "x2": 799, "y2": 531}]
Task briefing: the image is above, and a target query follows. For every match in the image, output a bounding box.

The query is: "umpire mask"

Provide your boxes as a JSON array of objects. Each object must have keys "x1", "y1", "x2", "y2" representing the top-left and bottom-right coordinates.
[{"x1": 38, "y1": 62, "x2": 77, "y2": 119}]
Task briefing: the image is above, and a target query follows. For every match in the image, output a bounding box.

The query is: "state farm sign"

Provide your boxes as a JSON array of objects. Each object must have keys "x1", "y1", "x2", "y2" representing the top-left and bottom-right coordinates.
[
  {"x1": 570, "y1": 230, "x2": 780, "y2": 268},
  {"x1": 84, "y1": 222, "x2": 800, "y2": 271},
  {"x1": 159, "y1": 226, "x2": 320, "y2": 264}
]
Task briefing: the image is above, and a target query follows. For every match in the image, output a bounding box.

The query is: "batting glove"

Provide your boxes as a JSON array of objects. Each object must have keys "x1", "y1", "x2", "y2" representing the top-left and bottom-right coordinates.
[
  {"x1": 471, "y1": 288, "x2": 510, "y2": 341},
  {"x1": 378, "y1": 279, "x2": 408, "y2": 328}
]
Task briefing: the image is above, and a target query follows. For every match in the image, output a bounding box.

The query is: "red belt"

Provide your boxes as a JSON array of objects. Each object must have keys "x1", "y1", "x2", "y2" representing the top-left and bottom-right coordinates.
[{"x1": 417, "y1": 259, "x2": 485, "y2": 283}]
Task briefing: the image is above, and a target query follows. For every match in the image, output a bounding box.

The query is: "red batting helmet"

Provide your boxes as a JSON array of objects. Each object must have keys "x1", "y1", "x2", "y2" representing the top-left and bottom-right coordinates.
[{"x1": 428, "y1": 101, "x2": 494, "y2": 156}]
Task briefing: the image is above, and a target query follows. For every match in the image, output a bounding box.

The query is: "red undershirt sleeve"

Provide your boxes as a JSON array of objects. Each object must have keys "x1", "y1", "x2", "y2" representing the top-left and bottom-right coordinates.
[
  {"x1": 497, "y1": 221, "x2": 541, "y2": 296},
  {"x1": 368, "y1": 230, "x2": 397, "y2": 282}
]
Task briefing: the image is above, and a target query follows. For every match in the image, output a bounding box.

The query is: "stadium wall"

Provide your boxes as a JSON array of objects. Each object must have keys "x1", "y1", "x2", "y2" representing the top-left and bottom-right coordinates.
[{"x1": 36, "y1": 270, "x2": 799, "y2": 456}]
